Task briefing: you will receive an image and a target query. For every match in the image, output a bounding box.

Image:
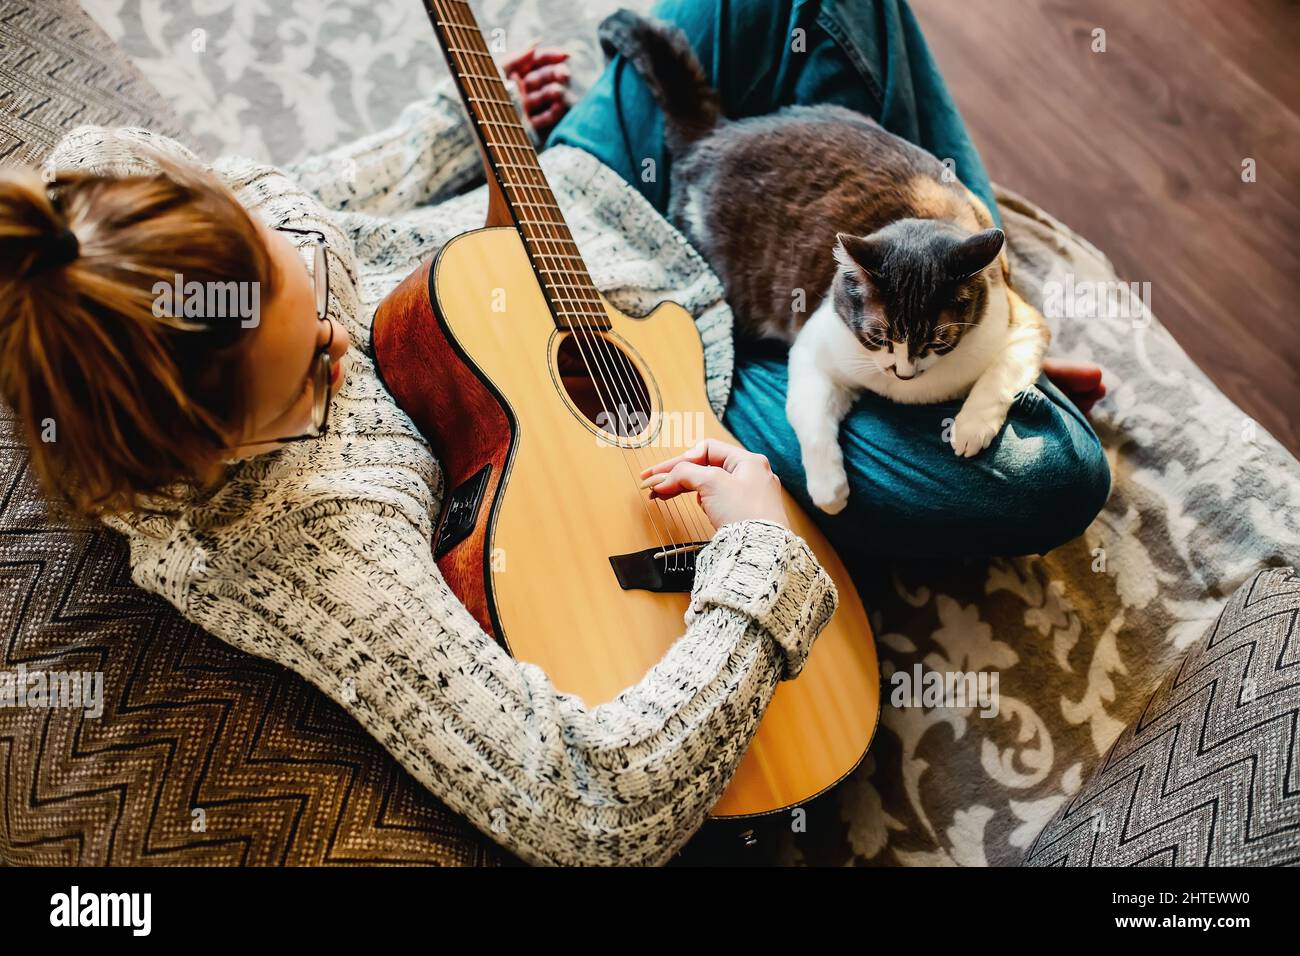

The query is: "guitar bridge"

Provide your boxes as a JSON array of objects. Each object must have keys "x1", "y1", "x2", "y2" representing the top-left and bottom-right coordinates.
[{"x1": 609, "y1": 544, "x2": 708, "y2": 593}]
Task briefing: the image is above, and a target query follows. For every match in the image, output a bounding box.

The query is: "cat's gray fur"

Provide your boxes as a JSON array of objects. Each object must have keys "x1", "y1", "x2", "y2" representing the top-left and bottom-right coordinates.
[
  {"x1": 597, "y1": 8, "x2": 1005, "y2": 353},
  {"x1": 599, "y1": 10, "x2": 1049, "y2": 513}
]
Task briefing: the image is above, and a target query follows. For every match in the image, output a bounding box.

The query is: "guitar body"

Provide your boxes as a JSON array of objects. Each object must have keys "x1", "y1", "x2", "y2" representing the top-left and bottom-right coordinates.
[{"x1": 374, "y1": 226, "x2": 880, "y2": 817}]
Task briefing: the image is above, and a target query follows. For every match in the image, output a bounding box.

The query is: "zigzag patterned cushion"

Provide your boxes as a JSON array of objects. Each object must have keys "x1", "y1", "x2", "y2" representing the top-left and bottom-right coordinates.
[
  {"x1": 1023, "y1": 567, "x2": 1300, "y2": 866},
  {"x1": 0, "y1": 1, "x2": 502, "y2": 866},
  {"x1": 0, "y1": 403, "x2": 504, "y2": 866},
  {"x1": 0, "y1": 0, "x2": 189, "y2": 165}
]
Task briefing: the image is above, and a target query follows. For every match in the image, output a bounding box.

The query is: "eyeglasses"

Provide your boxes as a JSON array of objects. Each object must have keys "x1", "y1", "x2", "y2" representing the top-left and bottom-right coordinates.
[{"x1": 239, "y1": 226, "x2": 335, "y2": 447}]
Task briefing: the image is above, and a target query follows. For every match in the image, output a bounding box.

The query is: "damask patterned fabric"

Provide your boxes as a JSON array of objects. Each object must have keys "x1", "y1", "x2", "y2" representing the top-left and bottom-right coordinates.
[
  {"x1": 6, "y1": 0, "x2": 1297, "y2": 866},
  {"x1": 1024, "y1": 568, "x2": 1300, "y2": 866}
]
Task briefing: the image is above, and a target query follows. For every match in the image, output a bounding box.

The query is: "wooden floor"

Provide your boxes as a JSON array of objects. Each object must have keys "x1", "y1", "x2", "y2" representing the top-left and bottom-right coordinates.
[{"x1": 912, "y1": 0, "x2": 1300, "y2": 456}]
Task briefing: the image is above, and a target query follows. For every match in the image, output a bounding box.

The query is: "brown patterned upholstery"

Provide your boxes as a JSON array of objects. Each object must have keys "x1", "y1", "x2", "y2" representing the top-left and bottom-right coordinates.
[{"x1": 0, "y1": 0, "x2": 503, "y2": 867}]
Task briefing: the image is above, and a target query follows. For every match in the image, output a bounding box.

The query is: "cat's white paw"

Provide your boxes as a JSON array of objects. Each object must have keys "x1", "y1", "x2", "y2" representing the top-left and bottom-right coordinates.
[
  {"x1": 950, "y1": 405, "x2": 1006, "y2": 458},
  {"x1": 807, "y1": 464, "x2": 850, "y2": 514}
]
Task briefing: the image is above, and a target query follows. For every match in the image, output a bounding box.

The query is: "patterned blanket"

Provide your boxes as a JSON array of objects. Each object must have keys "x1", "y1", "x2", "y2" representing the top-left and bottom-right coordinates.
[{"x1": 81, "y1": 0, "x2": 1300, "y2": 866}]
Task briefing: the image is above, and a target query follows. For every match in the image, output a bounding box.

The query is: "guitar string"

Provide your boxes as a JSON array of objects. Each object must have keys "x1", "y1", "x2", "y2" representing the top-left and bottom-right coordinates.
[
  {"x1": 436, "y1": 6, "x2": 715, "y2": 560},
  {"x1": 434, "y1": 5, "x2": 711, "y2": 566},
  {"x1": 440, "y1": 12, "x2": 716, "y2": 558}
]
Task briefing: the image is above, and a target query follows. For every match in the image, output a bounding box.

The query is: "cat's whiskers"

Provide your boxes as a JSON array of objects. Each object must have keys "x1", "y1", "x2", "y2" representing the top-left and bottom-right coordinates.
[{"x1": 847, "y1": 354, "x2": 889, "y2": 377}]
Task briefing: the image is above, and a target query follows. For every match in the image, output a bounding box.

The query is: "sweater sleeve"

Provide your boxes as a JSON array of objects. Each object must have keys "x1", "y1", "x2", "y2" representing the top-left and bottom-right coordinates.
[
  {"x1": 44, "y1": 125, "x2": 206, "y2": 178},
  {"x1": 283, "y1": 75, "x2": 535, "y2": 216},
  {"x1": 175, "y1": 505, "x2": 836, "y2": 866}
]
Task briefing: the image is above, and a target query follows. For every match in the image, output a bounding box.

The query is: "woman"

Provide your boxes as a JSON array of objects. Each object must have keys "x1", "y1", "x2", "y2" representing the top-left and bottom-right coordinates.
[
  {"x1": 0, "y1": 0, "x2": 1106, "y2": 865},
  {"x1": 0, "y1": 34, "x2": 835, "y2": 868}
]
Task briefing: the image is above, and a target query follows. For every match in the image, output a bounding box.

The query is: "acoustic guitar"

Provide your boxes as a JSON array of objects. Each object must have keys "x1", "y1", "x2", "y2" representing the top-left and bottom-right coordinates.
[{"x1": 372, "y1": 0, "x2": 880, "y2": 818}]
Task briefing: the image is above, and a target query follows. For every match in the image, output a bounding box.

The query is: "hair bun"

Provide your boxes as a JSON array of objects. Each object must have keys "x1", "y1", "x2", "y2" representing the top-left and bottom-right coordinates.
[{"x1": 24, "y1": 225, "x2": 79, "y2": 278}]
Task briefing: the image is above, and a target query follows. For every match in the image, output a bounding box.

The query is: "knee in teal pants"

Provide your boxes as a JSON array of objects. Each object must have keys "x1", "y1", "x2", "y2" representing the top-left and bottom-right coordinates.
[
  {"x1": 726, "y1": 349, "x2": 1111, "y2": 560},
  {"x1": 548, "y1": 0, "x2": 1110, "y2": 558}
]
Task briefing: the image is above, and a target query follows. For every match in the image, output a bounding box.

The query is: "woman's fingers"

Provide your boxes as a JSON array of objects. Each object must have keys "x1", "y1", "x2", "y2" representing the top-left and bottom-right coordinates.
[
  {"x1": 501, "y1": 43, "x2": 539, "y2": 78},
  {"x1": 639, "y1": 440, "x2": 787, "y2": 530},
  {"x1": 1042, "y1": 358, "x2": 1106, "y2": 416},
  {"x1": 529, "y1": 101, "x2": 567, "y2": 135},
  {"x1": 502, "y1": 44, "x2": 573, "y2": 133},
  {"x1": 524, "y1": 82, "x2": 570, "y2": 113},
  {"x1": 521, "y1": 63, "x2": 571, "y2": 91},
  {"x1": 504, "y1": 47, "x2": 570, "y2": 82},
  {"x1": 528, "y1": 48, "x2": 570, "y2": 67},
  {"x1": 643, "y1": 461, "x2": 716, "y2": 499},
  {"x1": 640, "y1": 439, "x2": 752, "y2": 479}
]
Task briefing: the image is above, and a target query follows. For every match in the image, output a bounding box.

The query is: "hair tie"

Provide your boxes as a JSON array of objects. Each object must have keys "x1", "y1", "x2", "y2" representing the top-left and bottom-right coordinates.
[{"x1": 24, "y1": 227, "x2": 80, "y2": 278}]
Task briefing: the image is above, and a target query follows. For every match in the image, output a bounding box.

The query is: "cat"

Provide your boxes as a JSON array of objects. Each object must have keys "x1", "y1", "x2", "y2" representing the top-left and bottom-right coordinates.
[{"x1": 598, "y1": 10, "x2": 1049, "y2": 514}]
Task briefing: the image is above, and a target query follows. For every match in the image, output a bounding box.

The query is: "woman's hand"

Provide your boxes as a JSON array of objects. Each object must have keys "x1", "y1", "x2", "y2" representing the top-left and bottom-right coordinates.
[
  {"x1": 503, "y1": 45, "x2": 573, "y2": 138},
  {"x1": 640, "y1": 439, "x2": 789, "y2": 531},
  {"x1": 1042, "y1": 358, "x2": 1106, "y2": 415}
]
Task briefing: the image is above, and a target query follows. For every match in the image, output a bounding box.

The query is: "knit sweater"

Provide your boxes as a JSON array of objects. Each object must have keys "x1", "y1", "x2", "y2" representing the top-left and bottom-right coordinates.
[{"x1": 46, "y1": 79, "x2": 838, "y2": 867}]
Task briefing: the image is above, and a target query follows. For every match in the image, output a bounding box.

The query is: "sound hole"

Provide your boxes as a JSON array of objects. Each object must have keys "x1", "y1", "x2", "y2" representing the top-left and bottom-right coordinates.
[{"x1": 556, "y1": 332, "x2": 651, "y2": 438}]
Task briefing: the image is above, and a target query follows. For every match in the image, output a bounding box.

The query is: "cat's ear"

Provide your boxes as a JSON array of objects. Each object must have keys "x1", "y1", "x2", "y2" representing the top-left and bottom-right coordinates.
[
  {"x1": 835, "y1": 232, "x2": 886, "y2": 277},
  {"x1": 947, "y1": 228, "x2": 1004, "y2": 279}
]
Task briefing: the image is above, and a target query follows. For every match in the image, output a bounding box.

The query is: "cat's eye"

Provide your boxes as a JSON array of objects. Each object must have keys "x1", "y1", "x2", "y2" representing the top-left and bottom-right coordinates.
[{"x1": 930, "y1": 340, "x2": 956, "y2": 355}]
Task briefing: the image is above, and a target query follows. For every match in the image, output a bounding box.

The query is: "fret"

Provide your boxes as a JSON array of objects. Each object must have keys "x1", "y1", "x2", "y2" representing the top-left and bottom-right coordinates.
[
  {"x1": 524, "y1": 234, "x2": 579, "y2": 246},
  {"x1": 479, "y1": 123, "x2": 531, "y2": 137},
  {"x1": 510, "y1": 200, "x2": 564, "y2": 212},
  {"x1": 443, "y1": 44, "x2": 497, "y2": 60},
  {"x1": 480, "y1": 139, "x2": 535, "y2": 157},
  {"x1": 542, "y1": 280, "x2": 599, "y2": 291},
  {"x1": 543, "y1": 279, "x2": 600, "y2": 292},
  {"x1": 500, "y1": 176, "x2": 553, "y2": 188},
  {"x1": 551, "y1": 300, "x2": 608, "y2": 313},
  {"x1": 519, "y1": 218, "x2": 581, "y2": 229},
  {"x1": 544, "y1": 279, "x2": 600, "y2": 290},
  {"x1": 477, "y1": 125, "x2": 531, "y2": 138},
  {"x1": 478, "y1": 122, "x2": 532, "y2": 138},
  {"x1": 538, "y1": 265, "x2": 599, "y2": 278}
]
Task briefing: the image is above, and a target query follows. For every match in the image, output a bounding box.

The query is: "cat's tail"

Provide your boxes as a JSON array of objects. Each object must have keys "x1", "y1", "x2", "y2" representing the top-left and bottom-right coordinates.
[{"x1": 597, "y1": 10, "x2": 722, "y2": 155}]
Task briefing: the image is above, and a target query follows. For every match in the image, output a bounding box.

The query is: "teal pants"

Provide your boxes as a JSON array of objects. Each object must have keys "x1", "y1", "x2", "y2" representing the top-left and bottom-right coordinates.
[{"x1": 549, "y1": 0, "x2": 1110, "y2": 560}]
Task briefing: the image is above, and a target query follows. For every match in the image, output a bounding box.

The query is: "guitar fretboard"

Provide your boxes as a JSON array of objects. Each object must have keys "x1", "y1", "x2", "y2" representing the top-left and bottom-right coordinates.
[{"x1": 424, "y1": 0, "x2": 611, "y2": 331}]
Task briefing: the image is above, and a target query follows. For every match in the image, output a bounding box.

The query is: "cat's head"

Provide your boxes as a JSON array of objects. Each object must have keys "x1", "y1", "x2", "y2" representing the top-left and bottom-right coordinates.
[{"x1": 832, "y1": 220, "x2": 1005, "y2": 380}]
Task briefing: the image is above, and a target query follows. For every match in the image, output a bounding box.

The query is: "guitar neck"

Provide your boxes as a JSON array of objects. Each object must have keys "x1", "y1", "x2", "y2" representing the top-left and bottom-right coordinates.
[{"x1": 422, "y1": 0, "x2": 609, "y2": 331}]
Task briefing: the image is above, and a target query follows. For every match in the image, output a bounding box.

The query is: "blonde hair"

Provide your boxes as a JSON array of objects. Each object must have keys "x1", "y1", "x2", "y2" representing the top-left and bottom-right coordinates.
[{"x1": 0, "y1": 155, "x2": 273, "y2": 517}]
